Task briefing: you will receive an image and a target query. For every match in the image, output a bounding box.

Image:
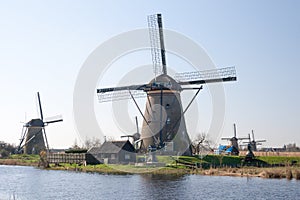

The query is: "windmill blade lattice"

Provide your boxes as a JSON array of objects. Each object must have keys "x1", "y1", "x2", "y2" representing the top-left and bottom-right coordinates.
[
  {"x1": 175, "y1": 66, "x2": 237, "y2": 84},
  {"x1": 97, "y1": 90, "x2": 146, "y2": 103},
  {"x1": 97, "y1": 82, "x2": 174, "y2": 102},
  {"x1": 44, "y1": 115, "x2": 63, "y2": 124},
  {"x1": 148, "y1": 14, "x2": 162, "y2": 77}
]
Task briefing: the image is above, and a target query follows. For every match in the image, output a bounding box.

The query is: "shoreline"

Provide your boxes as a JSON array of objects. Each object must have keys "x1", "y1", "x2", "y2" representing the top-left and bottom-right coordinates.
[
  {"x1": 0, "y1": 158, "x2": 38, "y2": 167},
  {"x1": 1, "y1": 158, "x2": 300, "y2": 180}
]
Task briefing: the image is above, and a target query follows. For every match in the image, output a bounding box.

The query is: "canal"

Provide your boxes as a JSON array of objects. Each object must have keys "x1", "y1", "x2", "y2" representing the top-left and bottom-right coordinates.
[{"x1": 0, "y1": 165, "x2": 299, "y2": 199}]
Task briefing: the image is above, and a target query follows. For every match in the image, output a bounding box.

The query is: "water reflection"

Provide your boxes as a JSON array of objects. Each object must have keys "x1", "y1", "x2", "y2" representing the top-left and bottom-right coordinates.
[
  {"x1": 139, "y1": 174, "x2": 187, "y2": 200},
  {"x1": 140, "y1": 173, "x2": 186, "y2": 181}
]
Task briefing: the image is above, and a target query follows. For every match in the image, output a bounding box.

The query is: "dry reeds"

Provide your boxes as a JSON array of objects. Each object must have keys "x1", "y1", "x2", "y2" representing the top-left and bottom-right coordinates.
[
  {"x1": 294, "y1": 170, "x2": 300, "y2": 180},
  {"x1": 286, "y1": 169, "x2": 293, "y2": 180},
  {"x1": 260, "y1": 170, "x2": 284, "y2": 179},
  {"x1": 227, "y1": 168, "x2": 237, "y2": 173}
]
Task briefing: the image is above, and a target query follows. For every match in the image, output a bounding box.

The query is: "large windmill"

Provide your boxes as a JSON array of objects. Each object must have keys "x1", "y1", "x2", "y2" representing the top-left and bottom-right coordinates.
[
  {"x1": 97, "y1": 14, "x2": 237, "y2": 156},
  {"x1": 17, "y1": 92, "x2": 63, "y2": 154}
]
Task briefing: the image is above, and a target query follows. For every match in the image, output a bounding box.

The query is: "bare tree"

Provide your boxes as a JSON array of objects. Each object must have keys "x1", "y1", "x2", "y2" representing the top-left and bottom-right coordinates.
[
  {"x1": 83, "y1": 137, "x2": 102, "y2": 149},
  {"x1": 192, "y1": 132, "x2": 213, "y2": 156},
  {"x1": 192, "y1": 133, "x2": 206, "y2": 155},
  {"x1": 106, "y1": 136, "x2": 115, "y2": 142},
  {"x1": 71, "y1": 139, "x2": 81, "y2": 149}
]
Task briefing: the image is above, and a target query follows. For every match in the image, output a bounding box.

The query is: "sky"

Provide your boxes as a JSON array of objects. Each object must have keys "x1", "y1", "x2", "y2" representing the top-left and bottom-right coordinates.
[{"x1": 0, "y1": 0, "x2": 299, "y2": 149}]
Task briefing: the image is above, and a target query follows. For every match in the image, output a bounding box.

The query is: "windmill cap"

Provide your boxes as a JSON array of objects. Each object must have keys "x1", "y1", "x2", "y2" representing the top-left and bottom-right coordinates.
[
  {"x1": 149, "y1": 74, "x2": 182, "y2": 91},
  {"x1": 25, "y1": 119, "x2": 44, "y2": 127}
]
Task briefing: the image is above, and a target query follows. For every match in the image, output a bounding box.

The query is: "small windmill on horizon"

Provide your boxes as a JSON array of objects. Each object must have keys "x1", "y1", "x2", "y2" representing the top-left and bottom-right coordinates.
[
  {"x1": 97, "y1": 14, "x2": 237, "y2": 156},
  {"x1": 243, "y1": 130, "x2": 266, "y2": 151}
]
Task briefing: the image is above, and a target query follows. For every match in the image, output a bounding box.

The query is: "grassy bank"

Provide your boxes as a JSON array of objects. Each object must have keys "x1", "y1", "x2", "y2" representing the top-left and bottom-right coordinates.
[
  {"x1": 49, "y1": 163, "x2": 190, "y2": 175},
  {"x1": 257, "y1": 156, "x2": 300, "y2": 166},
  {"x1": 48, "y1": 162, "x2": 300, "y2": 180},
  {"x1": 1, "y1": 154, "x2": 300, "y2": 179},
  {"x1": 47, "y1": 155, "x2": 300, "y2": 179},
  {"x1": 0, "y1": 154, "x2": 39, "y2": 166},
  {"x1": 195, "y1": 166, "x2": 300, "y2": 179}
]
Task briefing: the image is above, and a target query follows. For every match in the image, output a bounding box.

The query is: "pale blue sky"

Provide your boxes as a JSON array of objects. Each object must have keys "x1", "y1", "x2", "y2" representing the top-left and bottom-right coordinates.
[{"x1": 0, "y1": 1, "x2": 299, "y2": 148}]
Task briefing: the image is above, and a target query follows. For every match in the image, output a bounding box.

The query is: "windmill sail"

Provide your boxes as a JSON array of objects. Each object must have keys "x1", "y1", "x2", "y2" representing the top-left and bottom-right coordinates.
[
  {"x1": 97, "y1": 90, "x2": 146, "y2": 103},
  {"x1": 37, "y1": 92, "x2": 44, "y2": 120},
  {"x1": 175, "y1": 66, "x2": 237, "y2": 85},
  {"x1": 148, "y1": 13, "x2": 167, "y2": 78},
  {"x1": 44, "y1": 115, "x2": 63, "y2": 124}
]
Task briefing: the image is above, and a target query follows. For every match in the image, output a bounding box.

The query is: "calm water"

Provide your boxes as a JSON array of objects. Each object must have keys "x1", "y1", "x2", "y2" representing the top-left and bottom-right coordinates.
[{"x1": 0, "y1": 165, "x2": 299, "y2": 200}]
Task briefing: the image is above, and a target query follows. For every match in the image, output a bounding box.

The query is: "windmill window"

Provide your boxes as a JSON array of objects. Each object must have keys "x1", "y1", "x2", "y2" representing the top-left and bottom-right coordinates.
[
  {"x1": 166, "y1": 104, "x2": 170, "y2": 109},
  {"x1": 166, "y1": 117, "x2": 171, "y2": 124}
]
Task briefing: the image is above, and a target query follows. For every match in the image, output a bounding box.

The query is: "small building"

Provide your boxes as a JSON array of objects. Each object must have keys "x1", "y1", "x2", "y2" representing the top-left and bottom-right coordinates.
[
  {"x1": 215, "y1": 145, "x2": 239, "y2": 155},
  {"x1": 88, "y1": 140, "x2": 136, "y2": 164}
]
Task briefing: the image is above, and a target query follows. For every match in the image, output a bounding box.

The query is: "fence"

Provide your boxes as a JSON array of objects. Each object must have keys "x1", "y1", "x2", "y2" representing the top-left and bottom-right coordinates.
[{"x1": 47, "y1": 153, "x2": 86, "y2": 164}]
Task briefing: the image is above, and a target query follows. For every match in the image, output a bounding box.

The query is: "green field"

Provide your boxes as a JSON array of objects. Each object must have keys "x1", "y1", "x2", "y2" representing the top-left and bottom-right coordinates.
[
  {"x1": 256, "y1": 156, "x2": 300, "y2": 165},
  {"x1": 155, "y1": 155, "x2": 300, "y2": 168},
  {"x1": 1, "y1": 154, "x2": 299, "y2": 170}
]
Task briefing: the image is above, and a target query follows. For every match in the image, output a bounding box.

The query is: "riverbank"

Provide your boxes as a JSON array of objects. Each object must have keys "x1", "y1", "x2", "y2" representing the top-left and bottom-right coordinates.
[
  {"x1": 0, "y1": 154, "x2": 39, "y2": 166},
  {"x1": 1, "y1": 154, "x2": 300, "y2": 180},
  {"x1": 47, "y1": 163, "x2": 300, "y2": 180},
  {"x1": 197, "y1": 166, "x2": 300, "y2": 179}
]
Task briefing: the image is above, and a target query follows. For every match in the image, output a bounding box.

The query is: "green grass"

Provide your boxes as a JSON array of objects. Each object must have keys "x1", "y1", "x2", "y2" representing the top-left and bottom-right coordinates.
[
  {"x1": 8, "y1": 154, "x2": 40, "y2": 163},
  {"x1": 155, "y1": 155, "x2": 243, "y2": 168},
  {"x1": 156, "y1": 156, "x2": 175, "y2": 164},
  {"x1": 201, "y1": 155, "x2": 242, "y2": 167},
  {"x1": 177, "y1": 156, "x2": 202, "y2": 163},
  {"x1": 170, "y1": 155, "x2": 299, "y2": 168},
  {"x1": 0, "y1": 154, "x2": 40, "y2": 166},
  {"x1": 3, "y1": 153, "x2": 299, "y2": 176},
  {"x1": 50, "y1": 162, "x2": 191, "y2": 175},
  {"x1": 257, "y1": 156, "x2": 300, "y2": 166}
]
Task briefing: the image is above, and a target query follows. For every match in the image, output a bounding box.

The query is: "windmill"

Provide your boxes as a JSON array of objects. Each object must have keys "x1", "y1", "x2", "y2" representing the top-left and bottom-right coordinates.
[
  {"x1": 243, "y1": 130, "x2": 266, "y2": 151},
  {"x1": 221, "y1": 124, "x2": 248, "y2": 155},
  {"x1": 97, "y1": 14, "x2": 237, "y2": 156},
  {"x1": 17, "y1": 92, "x2": 63, "y2": 154},
  {"x1": 121, "y1": 116, "x2": 141, "y2": 143}
]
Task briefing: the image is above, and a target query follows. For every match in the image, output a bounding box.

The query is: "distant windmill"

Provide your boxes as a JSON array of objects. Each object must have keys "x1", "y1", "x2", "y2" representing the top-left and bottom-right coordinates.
[
  {"x1": 243, "y1": 130, "x2": 266, "y2": 151},
  {"x1": 97, "y1": 14, "x2": 237, "y2": 156},
  {"x1": 121, "y1": 116, "x2": 141, "y2": 143},
  {"x1": 221, "y1": 124, "x2": 248, "y2": 155},
  {"x1": 17, "y1": 92, "x2": 63, "y2": 154}
]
